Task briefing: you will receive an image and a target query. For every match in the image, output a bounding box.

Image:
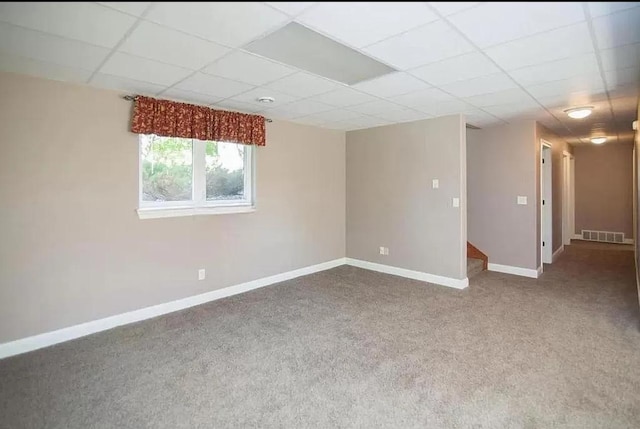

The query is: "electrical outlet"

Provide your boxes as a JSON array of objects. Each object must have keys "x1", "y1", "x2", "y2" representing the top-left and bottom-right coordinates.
[
  {"x1": 517, "y1": 196, "x2": 527, "y2": 205},
  {"x1": 379, "y1": 246, "x2": 389, "y2": 255},
  {"x1": 452, "y1": 197, "x2": 460, "y2": 208},
  {"x1": 198, "y1": 269, "x2": 206, "y2": 280},
  {"x1": 432, "y1": 179, "x2": 439, "y2": 189},
  {"x1": 380, "y1": 246, "x2": 385, "y2": 255}
]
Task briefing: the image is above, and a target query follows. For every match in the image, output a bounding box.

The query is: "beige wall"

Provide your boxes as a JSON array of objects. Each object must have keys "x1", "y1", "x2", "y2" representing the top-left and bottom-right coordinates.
[
  {"x1": 346, "y1": 115, "x2": 467, "y2": 280},
  {"x1": 574, "y1": 142, "x2": 634, "y2": 237},
  {"x1": 536, "y1": 124, "x2": 572, "y2": 252},
  {"x1": 0, "y1": 72, "x2": 346, "y2": 343},
  {"x1": 467, "y1": 121, "x2": 538, "y2": 270}
]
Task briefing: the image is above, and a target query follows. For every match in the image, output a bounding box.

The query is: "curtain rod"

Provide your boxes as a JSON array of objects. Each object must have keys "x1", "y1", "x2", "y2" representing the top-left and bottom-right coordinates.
[{"x1": 121, "y1": 95, "x2": 272, "y2": 122}]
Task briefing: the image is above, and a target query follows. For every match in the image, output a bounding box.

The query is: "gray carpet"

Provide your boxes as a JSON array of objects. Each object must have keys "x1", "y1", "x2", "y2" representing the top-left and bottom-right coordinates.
[{"x1": 1, "y1": 242, "x2": 640, "y2": 428}]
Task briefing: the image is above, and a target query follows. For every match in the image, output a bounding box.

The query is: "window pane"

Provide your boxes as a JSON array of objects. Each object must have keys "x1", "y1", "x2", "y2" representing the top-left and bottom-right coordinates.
[
  {"x1": 141, "y1": 135, "x2": 193, "y2": 202},
  {"x1": 205, "y1": 141, "x2": 245, "y2": 201}
]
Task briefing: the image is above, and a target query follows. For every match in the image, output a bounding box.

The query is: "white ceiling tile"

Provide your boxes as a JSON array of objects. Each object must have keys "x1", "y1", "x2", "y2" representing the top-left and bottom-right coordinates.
[
  {"x1": 413, "y1": 99, "x2": 475, "y2": 116},
  {"x1": 605, "y1": 67, "x2": 640, "y2": 89},
  {"x1": 160, "y1": 88, "x2": 223, "y2": 106},
  {"x1": 347, "y1": 99, "x2": 406, "y2": 115},
  {"x1": 311, "y1": 87, "x2": 378, "y2": 106},
  {"x1": 390, "y1": 87, "x2": 456, "y2": 108},
  {"x1": 610, "y1": 96, "x2": 639, "y2": 113},
  {"x1": 0, "y1": 53, "x2": 92, "y2": 83},
  {"x1": 484, "y1": 23, "x2": 594, "y2": 71},
  {"x1": 608, "y1": 83, "x2": 639, "y2": 99},
  {"x1": 263, "y1": 99, "x2": 333, "y2": 118},
  {"x1": 363, "y1": 20, "x2": 474, "y2": 70},
  {"x1": 0, "y1": 22, "x2": 110, "y2": 71},
  {"x1": 213, "y1": 99, "x2": 265, "y2": 113},
  {"x1": 229, "y1": 87, "x2": 299, "y2": 107},
  {"x1": 91, "y1": 73, "x2": 166, "y2": 95},
  {"x1": 266, "y1": 2, "x2": 315, "y2": 16},
  {"x1": 203, "y1": 51, "x2": 295, "y2": 85},
  {"x1": 464, "y1": 88, "x2": 538, "y2": 107},
  {"x1": 0, "y1": 2, "x2": 136, "y2": 48},
  {"x1": 119, "y1": 22, "x2": 230, "y2": 70},
  {"x1": 292, "y1": 115, "x2": 332, "y2": 126},
  {"x1": 100, "y1": 52, "x2": 194, "y2": 86},
  {"x1": 372, "y1": 108, "x2": 431, "y2": 123},
  {"x1": 98, "y1": 2, "x2": 151, "y2": 16},
  {"x1": 428, "y1": 2, "x2": 481, "y2": 16},
  {"x1": 588, "y1": 2, "x2": 640, "y2": 18},
  {"x1": 298, "y1": 109, "x2": 363, "y2": 123},
  {"x1": 525, "y1": 74, "x2": 605, "y2": 99},
  {"x1": 447, "y1": 2, "x2": 585, "y2": 48},
  {"x1": 352, "y1": 72, "x2": 430, "y2": 97},
  {"x1": 463, "y1": 109, "x2": 503, "y2": 127},
  {"x1": 599, "y1": 43, "x2": 640, "y2": 72},
  {"x1": 481, "y1": 102, "x2": 542, "y2": 120},
  {"x1": 296, "y1": 2, "x2": 438, "y2": 48},
  {"x1": 440, "y1": 72, "x2": 517, "y2": 98},
  {"x1": 145, "y1": 2, "x2": 289, "y2": 47},
  {"x1": 264, "y1": 72, "x2": 344, "y2": 97},
  {"x1": 337, "y1": 115, "x2": 395, "y2": 130},
  {"x1": 409, "y1": 52, "x2": 499, "y2": 86},
  {"x1": 507, "y1": 53, "x2": 600, "y2": 87},
  {"x1": 592, "y1": 7, "x2": 640, "y2": 49},
  {"x1": 175, "y1": 72, "x2": 255, "y2": 98}
]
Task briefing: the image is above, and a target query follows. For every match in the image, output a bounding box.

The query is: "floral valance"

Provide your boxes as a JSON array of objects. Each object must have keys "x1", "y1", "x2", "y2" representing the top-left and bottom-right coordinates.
[{"x1": 130, "y1": 96, "x2": 266, "y2": 146}]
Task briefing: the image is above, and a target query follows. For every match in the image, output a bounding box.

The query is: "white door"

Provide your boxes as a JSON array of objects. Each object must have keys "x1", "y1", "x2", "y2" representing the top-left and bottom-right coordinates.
[{"x1": 541, "y1": 143, "x2": 553, "y2": 264}]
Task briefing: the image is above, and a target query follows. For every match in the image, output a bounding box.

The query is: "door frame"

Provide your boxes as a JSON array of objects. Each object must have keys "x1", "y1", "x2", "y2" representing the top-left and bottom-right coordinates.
[
  {"x1": 562, "y1": 150, "x2": 575, "y2": 246},
  {"x1": 540, "y1": 140, "x2": 553, "y2": 265}
]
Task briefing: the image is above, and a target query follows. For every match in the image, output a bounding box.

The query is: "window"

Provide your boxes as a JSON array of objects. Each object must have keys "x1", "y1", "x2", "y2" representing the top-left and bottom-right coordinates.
[{"x1": 138, "y1": 135, "x2": 254, "y2": 219}]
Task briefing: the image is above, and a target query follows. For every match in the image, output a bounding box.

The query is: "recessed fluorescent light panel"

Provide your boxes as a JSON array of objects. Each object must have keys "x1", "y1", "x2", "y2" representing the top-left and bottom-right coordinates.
[{"x1": 244, "y1": 23, "x2": 396, "y2": 85}]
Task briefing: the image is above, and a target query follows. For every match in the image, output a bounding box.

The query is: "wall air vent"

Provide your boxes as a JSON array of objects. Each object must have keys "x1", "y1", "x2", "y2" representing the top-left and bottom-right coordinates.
[
  {"x1": 581, "y1": 230, "x2": 625, "y2": 244},
  {"x1": 244, "y1": 22, "x2": 397, "y2": 85}
]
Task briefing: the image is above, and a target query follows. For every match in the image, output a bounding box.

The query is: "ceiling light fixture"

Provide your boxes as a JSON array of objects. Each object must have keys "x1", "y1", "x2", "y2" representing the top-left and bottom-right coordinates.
[
  {"x1": 591, "y1": 136, "x2": 607, "y2": 144},
  {"x1": 564, "y1": 106, "x2": 593, "y2": 119},
  {"x1": 257, "y1": 96, "x2": 275, "y2": 104}
]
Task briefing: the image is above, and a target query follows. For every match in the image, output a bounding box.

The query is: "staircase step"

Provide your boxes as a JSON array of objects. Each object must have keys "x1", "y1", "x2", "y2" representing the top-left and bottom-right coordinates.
[{"x1": 467, "y1": 257, "x2": 484, "y2": 279}]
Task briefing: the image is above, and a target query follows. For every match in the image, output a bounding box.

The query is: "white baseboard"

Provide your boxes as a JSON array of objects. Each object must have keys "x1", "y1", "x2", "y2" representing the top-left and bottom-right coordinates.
[
  {"x1": 488, "y1": 263, "x2": 540, "y2": 279},
  {"x1": 345, "y1": 258, "x2": 468, "y2": 289},
  {"x1": 1, "y1": 256, "x2": 474, "y2": 360},
  {"x1": 0, "y1": 258, "x2": 347, "y2": 360},
  {"x1": 552, "y1": 245, "x2": 564, "y2": 262}
]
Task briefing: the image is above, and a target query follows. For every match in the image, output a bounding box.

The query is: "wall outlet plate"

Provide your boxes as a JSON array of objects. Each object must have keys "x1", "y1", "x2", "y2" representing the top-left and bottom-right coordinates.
[
  {"x1": 517, "y1": 196, "x2": 527, "y2": 205},
  {"x1": 198, "y1": 269, "x2": 206, "y2": 280},
  {"x1": 452, "y1": 197, "x2": 460, "y2": 208},
  {"x1": 432, "y1": 179, "x2": 439, "y2": 189}
]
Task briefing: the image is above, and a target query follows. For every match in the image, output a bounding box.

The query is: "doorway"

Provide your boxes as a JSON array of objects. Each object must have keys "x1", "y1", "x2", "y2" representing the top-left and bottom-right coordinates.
[
  {"x1": 562, "y1": 151, "x2": 575, "y2": 246},
  {"x1": 541, "y1": 141, "x2": 553, "y2": 264}
]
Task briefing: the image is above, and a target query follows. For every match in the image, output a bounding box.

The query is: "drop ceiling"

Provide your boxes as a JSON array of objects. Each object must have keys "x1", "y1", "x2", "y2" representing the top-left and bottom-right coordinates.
[{"x1": 0, "y1": 2, "x2": 638, "y2": 144}]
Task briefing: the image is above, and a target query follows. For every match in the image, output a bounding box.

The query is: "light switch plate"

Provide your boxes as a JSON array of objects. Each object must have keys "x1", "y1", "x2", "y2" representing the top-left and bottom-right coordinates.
[
  {"x1": 452, "y1": 197, "x2": 460, "y2": 208},
  {"x1": 432, "y1": 179, "x2": 439, "y2": 189},
  {"x1": 517, "y1": 196, "x2": 527, "y2": 205}
]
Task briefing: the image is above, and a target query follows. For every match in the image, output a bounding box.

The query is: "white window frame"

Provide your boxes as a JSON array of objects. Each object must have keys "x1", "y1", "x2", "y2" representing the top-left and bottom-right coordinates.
[{"x1": 137, "y1": 135, "x2": 255, "y2": 219}]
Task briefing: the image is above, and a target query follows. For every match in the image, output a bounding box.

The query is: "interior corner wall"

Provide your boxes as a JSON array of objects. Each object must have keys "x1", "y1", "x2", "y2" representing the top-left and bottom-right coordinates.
[
  {"x1": 467, "y1": 121, "x2": 538, "y2": 270},
  {"x1": 573, "y1": 142, "x2": 634, "y2": 237},
  {"x1": 346, "y1": 115, "x2": 467, "y2": 280},
  {"x1": 536, "y1": 123, "x2": 572, "y2": 252},
  {"x1": 0, "y1": 72, "x2": 346, "y2": 344}
]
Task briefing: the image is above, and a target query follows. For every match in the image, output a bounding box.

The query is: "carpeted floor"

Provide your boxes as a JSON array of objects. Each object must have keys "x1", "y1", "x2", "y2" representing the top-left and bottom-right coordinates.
[{"x1": 1, "y1": 241, "x2": 639, "y2": 428}]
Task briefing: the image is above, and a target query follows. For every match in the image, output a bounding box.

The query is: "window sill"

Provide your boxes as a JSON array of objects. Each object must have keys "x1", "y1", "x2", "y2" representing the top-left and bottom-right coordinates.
[{"x1": 137, "y1": 205, "x2": 256, "y2": 220}]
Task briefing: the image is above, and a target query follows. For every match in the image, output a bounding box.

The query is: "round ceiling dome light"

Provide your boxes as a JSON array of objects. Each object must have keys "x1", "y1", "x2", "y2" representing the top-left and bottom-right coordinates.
[
  {"x1": 257, "y1": 96, "x2": 275, "y2": 104},
  {"x1": 564, "y1": 106, "x2": 593, "y2": 119},
  {"x1": 591, "y1": 136, "x2": 607, "y2": 144}
]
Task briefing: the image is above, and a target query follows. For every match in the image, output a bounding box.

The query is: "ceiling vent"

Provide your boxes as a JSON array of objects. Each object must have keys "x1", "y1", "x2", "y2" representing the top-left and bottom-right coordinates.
[{"x1": 244, "y1": 22, "x2": 396, "y2": 85}]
